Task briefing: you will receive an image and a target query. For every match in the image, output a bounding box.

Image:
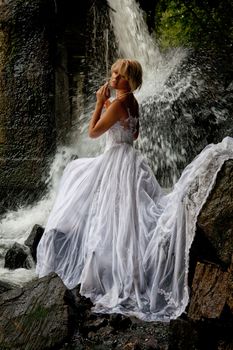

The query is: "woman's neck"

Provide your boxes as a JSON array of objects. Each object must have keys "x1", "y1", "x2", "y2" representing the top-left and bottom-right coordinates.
[{"x1": 116, "y1": 90, "x2": 132, "y2": 99}]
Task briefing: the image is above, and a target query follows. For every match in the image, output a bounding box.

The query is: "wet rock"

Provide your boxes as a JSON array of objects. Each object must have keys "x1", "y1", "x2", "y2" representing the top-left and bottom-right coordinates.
[
  {"x1": 0, "y1": 274, "x2": 171, "y2": 349},
  {"x1": 169, "y1": 316, "x2": 233, "y2": 350},
  {"x1": 0, "y1": 273, "x2": 76, "y2": 350},
  {"x1": 0, "y1": 280, "x2": 17, "y2": 294},
  {"x1": 217, "y1": 339, "x2": 233, "y2": 350},
  {"x1": 57, "y1": 286, "x2": 170, "y2": 350},
  {"x1": 109, "y1": 313, "x2": 132, "y2": 330},
  {"x1": 4, "y1": 242, "x2": 34, "y2": 269},
  {"x1": 169, "y1": 319, "x2": 199, "y2": 350},
  {"x1": 123, "y1": 340, "x2": 141, "y2": 350},
  {"x1": 24, "y1": 224, "x2": 44, "y2": 262},
  {"x1": 226, "y1": 255, "x2": 233, "y2": 313},
  {"x1": 85, "y1": 317, "x2": 108, "y2": 332},
  {"x1": 197, "y1": 160, "x2": 233, "y2": 266},
  {"x1": 188, "y1": 262, "x2": 229, "y2": 320},
  {"x1": 71, "y1": 313, "x2": 170, "y2": 350},
  {"x1": 187, "y1": 158, "x2": 233, "y2": 344},
  {"x1": 144, "y1": 337, "x2": 160, "y2": 350},
  {"x1": 0, "y1": 0, "x2": 57, "y2": 213}
]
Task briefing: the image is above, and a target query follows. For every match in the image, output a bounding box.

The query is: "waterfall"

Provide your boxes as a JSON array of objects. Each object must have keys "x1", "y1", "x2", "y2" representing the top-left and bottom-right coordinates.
[
  {"x1": 108, "y1": 0, "x2": 186, "y2": 97},
  {"x1": 0, "y1": 146, "x2": 77, "y2": 283},
  {"x1": 108, "y1": 0, "x2": 162, "y2": 69}
]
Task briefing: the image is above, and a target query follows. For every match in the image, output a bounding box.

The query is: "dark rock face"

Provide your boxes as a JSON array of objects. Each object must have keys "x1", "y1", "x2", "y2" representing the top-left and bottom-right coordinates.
[
  {"x1": 4, "y1": 242, "x2": 33, "y2": 269},
  {"x1": 188, "y1": 262, "x2": 230, "y2": 320},
  {"x1": 0, "y1": 0, "x2": 109, "y2": 215},
  {"x1": 24, "y1": 224, "x2": 44, "y2": 262},
  {"x1": 0, "y1": 273, "x2": 75, "y2": 350},
  {"x1": 227, "y1": 256, "x2": 233, "y2": 313},
  {"x1": 0, "y1": 0, "x2": 57, "y2": 214},
  {"x1": 136, "y1": 0, "x2": 156, "y2": 33},
  {"x1": 61, "y1": 287, "x2": 170, "y2": 350},
  {"x1": 185, "y1": 159, "x2": 233, "y2": 349},
  {"x1": 0, "y1": 274, "x2": 170, "y2": 350},
  {"x1": 197, "y1": 160, "x2": 233, "y2": 266},
  {"x1": 169, "y1": 319, "x2": 199, "y2": 350},
  {"x1": 0, "y1": 277, "x2": 231, "y2": 350},
  {"x1": 185, "y1": 159, "x2": 233, "y2": 348},
  {"x1": 0, "y1": 279, "x2": 16, "y2": 294}
]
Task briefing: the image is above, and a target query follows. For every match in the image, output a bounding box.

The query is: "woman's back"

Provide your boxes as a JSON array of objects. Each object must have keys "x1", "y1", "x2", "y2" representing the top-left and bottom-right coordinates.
[{"x1": 104, "y1": 95, "x2": 139, "y2": 151}]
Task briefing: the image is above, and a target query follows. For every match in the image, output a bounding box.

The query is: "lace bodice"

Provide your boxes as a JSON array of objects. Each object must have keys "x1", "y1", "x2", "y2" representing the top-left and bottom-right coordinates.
[{"x1": 104, "y1": 114, "x2": 138, "y2": 152}]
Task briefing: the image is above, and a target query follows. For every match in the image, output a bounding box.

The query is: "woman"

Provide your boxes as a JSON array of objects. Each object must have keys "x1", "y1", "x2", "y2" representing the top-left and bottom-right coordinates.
[{"x1": 36, "y1": 58, "x2": 233, "y2": 321}]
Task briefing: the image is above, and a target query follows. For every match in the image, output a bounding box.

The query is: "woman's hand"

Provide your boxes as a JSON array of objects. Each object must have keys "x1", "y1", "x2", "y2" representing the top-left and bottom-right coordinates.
[
  {"x1": 96, "y1": 82, "x2": 110, "y2": 105},
  {"x1": 104, "y1": 99, "x2": 111, "y2": 109}
]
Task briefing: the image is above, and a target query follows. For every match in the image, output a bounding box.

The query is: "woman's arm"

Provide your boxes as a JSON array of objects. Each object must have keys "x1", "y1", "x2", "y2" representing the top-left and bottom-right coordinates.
[
  {"x1": 104, "y1": 99, "x2": 111, "y2": 109},
  {"x1": 88, "y1": 83, "x2": 126, "y2": 139},
  {"x1": 88, "y1": 99, "x2": 125, "y2": 138}
]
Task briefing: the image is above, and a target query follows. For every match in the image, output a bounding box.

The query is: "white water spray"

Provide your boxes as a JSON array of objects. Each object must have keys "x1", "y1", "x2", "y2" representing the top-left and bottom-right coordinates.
[
  {"x1": 0, "y1": 146, "x2": 78, "y2": 284},
  {"x1": 107, "y1": 0, "x2": 187, "y2": 101}
]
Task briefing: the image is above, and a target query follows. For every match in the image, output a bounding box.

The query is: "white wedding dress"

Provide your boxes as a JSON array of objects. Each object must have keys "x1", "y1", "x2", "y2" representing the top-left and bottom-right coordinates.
[{"x1": 36, "y1": 111, "x2": 233, "y2": 322}]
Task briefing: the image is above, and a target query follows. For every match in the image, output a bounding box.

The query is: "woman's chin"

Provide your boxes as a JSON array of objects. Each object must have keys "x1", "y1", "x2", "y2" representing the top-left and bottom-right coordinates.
[{"x1": 110, "y1": 82, "x2": 117, "y2": 89}]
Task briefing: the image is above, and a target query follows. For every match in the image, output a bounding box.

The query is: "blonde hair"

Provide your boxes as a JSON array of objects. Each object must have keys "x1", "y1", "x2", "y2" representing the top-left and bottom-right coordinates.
[{"x1": 111, "y1": 59, "x2": 143, "y2": 91}]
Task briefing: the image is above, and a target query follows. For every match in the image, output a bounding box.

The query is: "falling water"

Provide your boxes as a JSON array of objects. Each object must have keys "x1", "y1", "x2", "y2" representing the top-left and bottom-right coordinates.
[
  {"x1": 0, "y1": 145, "x2": 78, "y2": 284},
  {"x1": 108, "y1": 0, "x2": 186, "y2": 97}
]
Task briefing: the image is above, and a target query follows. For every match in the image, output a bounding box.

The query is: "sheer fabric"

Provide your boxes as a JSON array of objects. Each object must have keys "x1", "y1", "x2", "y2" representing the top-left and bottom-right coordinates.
[{"x1": 36, "y1": 111, "x2": 233, "y2": 321}]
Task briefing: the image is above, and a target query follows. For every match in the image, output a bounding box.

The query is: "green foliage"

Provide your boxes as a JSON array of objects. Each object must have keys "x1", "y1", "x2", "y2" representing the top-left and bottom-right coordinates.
[{"x1": 154, "y1": 0, "x2": 233, "y2": 51}]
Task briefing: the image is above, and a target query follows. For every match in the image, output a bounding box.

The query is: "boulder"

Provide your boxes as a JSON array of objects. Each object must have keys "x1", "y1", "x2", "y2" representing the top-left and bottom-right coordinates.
[
  {"x1": 0, "y1": 280, "x2": 17, "y2": 294},
  {"x1": 226, "y1": 255, "x2": 233, "y2": 313},
  {"x1": 188, "y1": 160, "x2": 233, "y2": 320},
  {"x1": 0, "y1": 276, "x2": 171, "y2": 350},
  {"x1": 0, "y1": 273, "x2": 76, "y2": 350},
  {"x1": 185, "y1": 159, "x2": 233, "y2": 348},
  {"x1": 169, "y1": 319, "x2": 199, "y2": 350},
  {"x1": 188, "y1": 262, "x2": 229, "y2": 320},
  {"x1": 197, "y1": 160, "x2": 233, "y2": 266},
  {"x1": 61, "y1": 287, "x2": 170, "y2": 350},
  {"x1": 4, "y1": 242, "x2": 33, "y2": 269},
  {"x1": 24, "y1": 224, "x2": 44, "y2": 262}
]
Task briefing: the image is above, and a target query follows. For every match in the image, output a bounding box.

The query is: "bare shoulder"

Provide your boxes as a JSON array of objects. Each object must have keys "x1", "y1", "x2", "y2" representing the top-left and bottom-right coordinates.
[{"x1": 108, "y1": 98, "x2": 128, "y2": 118}]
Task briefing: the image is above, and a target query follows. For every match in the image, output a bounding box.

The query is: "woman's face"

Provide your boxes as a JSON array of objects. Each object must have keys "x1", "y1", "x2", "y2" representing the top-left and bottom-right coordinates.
[{"x1": 110, "y1": 64, "x2": 131, "y2": 91}]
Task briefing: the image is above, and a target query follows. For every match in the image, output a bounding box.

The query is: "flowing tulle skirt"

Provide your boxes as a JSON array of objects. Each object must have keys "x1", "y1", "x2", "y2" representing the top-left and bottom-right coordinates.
[{"x1": 36, "y1": 137, "x2": 233, "y2": 321}]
